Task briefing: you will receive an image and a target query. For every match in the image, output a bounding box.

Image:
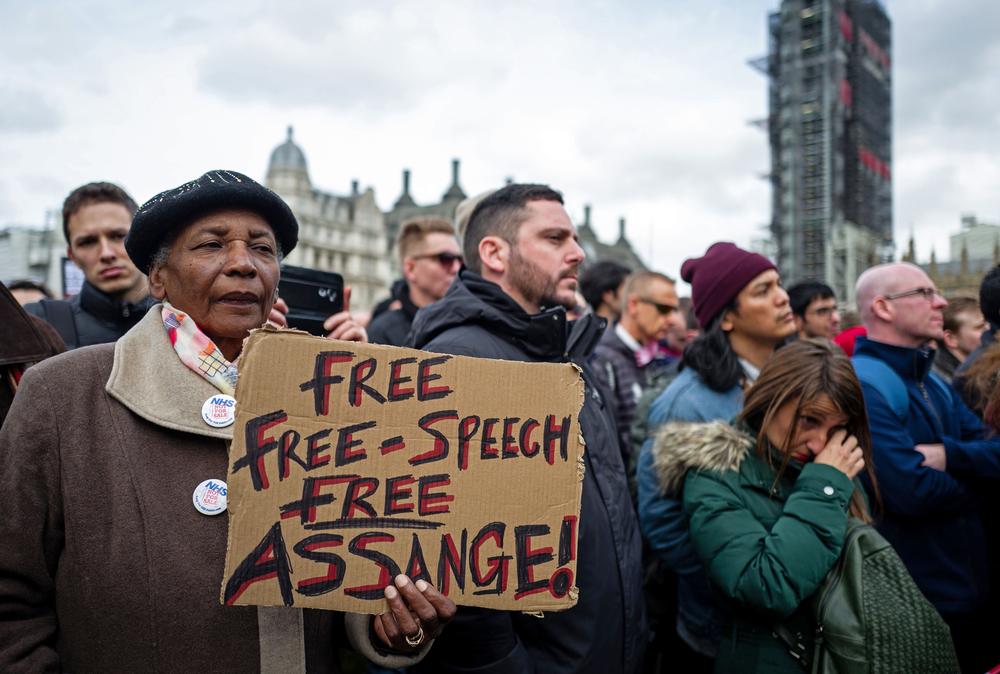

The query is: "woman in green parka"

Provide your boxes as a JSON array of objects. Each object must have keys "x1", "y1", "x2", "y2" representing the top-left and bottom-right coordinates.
[{"x1": 649, "y1": 339, "x2": 878, "y2": 673}]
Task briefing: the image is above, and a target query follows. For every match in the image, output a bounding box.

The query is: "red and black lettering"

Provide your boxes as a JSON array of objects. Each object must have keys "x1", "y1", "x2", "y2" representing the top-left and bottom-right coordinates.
[
  {"x1": 543, "y1": 415, "x2": 572, "y2": 465},
  {"x1": 558, "y1": 515, "x2": 578, "y2": 565},
  {"x1": 348, "y1": 358, "x2": 385, "y2": 407},
  {"x1": 519, "y1": 418, "x2": 540, "y2": 457},
  {"x1": 411, "y1": 410, "x2": 458, "y2": 465},
  {"x1": 305, "y1": 428, "x2": 333, "y2": 470},
  {"x1": 387, "y1": 357, "x2": 417, "y2": 402},
  {"x1": 335, "y1": 421, "x2": 376, "y2": 466},
  {"x1": 470, "y1": 522, "x2": 511, "y2": 596},
  {"x1": 480, "y1": 418, "x2": 499, "y2": 460},
  {"x1": 223, "y1": 522, "x2": 293, "y2": 606},
  {"x1": 341, "y1": 477, "x2": 379, "y2": 519},
  {"x1": 418, "y1": 474, "x2": 453, "y2": 516},
  {"x1": 404, "y1": 533, "x2": 433, "y2": 585},
  {"x1": 278, "y1": 429, "x2": 306, "y2": 480},
  {"x1": 299, "y1": 351, "x2": 354, "y2": 415},
  {"x1": 233, "y1": 410, "x2": 287, "y2": 491},
  {"x1": 384, "y1": 475, "x2": 416, "y2": 515},
  {"x1": 514, "y1": 524, "x2": 553, "y2": 600},
  {"x1": 437, "y1": 529, "x2": 467, "y2": 596},
  {"x1": 293, "y1": 533, "x2": 346, "y2": 596},
  {"x1": 501, "y1": 417, "x2": 521, "y2": 458},
  {"x1": 280, "y1": 474, "x2": 357, "y2": 524},
  {"x1": 344, "y1": 532, "x2": 401, "y2": 600},
  {"x1": 417, "y1": 355, "x2": 453, "y2": 401},
  {"x1": 457, "y1": 415, "x2": 481, "y2": 471}
]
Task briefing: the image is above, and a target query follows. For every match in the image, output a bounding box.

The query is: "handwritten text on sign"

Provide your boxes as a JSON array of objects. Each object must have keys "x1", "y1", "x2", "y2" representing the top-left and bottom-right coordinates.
[{"x1": 221, "y1": 329, "x2": 585, "y2": 614}]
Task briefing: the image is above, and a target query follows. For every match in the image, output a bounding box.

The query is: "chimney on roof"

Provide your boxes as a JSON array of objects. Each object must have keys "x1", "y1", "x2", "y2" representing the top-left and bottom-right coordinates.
[
  {"x1": 443, "y1": 159, "x2": 466, "y2": 200},
  {"x1": 583, "y1": 204, "x2": 592, "y2": 228},
  {"x1": 618, "y1": 217, "x2": 626, "y2": 242},
  {"x1": 505, "y1": 176, "x2": 514, "y2": 186},
  {"x1": 393, "y1": 168, "x2": 417, "y2": 209},
  {"x1": 351, "y1": 180, "x2": 359, "y2": 197}
]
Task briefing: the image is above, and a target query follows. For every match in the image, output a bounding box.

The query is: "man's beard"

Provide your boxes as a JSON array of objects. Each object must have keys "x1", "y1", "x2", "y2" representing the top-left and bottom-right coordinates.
[{"x1": 509, "y1": 247, "x2": 577, "y2": 311}]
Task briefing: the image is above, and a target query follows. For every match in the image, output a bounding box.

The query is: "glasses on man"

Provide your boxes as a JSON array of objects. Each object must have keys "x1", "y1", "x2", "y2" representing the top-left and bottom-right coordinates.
[
  {"x1": 638, "y1": 298, "x2": 678, "y2": 315},
  {"x1": 883, "y1": 287, "x2": 943, "y2": 302},
  {"x1": 413, "y1": 252, "x2": 464, "y2": 269}
]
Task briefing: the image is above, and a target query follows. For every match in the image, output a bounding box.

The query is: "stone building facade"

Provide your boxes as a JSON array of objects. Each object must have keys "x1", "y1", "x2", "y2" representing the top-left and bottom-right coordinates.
[{"x1": 264, "y1": 128, "x2": 391, "y2": 312}]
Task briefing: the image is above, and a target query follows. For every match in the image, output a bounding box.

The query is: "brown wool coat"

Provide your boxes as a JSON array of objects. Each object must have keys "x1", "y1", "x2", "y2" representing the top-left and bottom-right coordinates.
[{"x1": 0, "y1": 306, "x2": 427, "y2": 673}]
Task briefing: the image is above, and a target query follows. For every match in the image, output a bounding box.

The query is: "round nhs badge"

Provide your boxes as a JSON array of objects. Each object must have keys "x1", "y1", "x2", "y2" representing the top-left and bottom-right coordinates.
[
  {"x1": 201, "y1": 394, "x2": 236, "y2": 428},
  {"x1": 193, "y1": 479, "x2": 228, "y2": 516}
]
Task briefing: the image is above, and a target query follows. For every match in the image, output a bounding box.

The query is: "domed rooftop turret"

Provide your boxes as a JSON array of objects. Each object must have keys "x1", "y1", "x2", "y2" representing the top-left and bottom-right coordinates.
[
  {"x1": 266, "y1": 126, "x2": 311, "y2": 195},
  {"x1": 268, "y1": 126, "x2": 308, "y2": 172}
]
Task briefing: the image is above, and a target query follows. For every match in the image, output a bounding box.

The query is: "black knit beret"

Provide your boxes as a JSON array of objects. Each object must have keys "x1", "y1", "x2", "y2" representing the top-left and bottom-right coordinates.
[{"x1": 126, "y1": 170, "x2": 298, "y2": 274}]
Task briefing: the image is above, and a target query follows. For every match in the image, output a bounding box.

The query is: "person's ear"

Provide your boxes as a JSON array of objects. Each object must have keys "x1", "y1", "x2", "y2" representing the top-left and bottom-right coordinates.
[
  {"x1": 147, "y1": 264, "x2": 168, "y2": 301},
  {"x1": 942, "y1": 329, "x2": 959, "y2": 351},
  {"x1": 793, "y1": 314, "x2": 805, "y2": 333},
  {"x1": 720, "y1": 308, "x2": 736, "y2": 333},
  {"x1": 871, "y1": 297, "x2": 894, "y2": 323},
  {"x1": 478, "y1": 236, "x2": 509, "y2": 275},
  {"x1": 66, "y1": 245, "x2": 77, "y2": 265},
  {"x1": 626, "y1": 293, "x2": 641, "y2": 317},
  {"x1": 402, "y1": 257, "x2": 417, "y2": 283}
]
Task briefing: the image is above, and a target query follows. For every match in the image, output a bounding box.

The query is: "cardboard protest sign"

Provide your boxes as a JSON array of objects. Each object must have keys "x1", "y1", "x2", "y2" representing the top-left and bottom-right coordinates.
[{"x1": 221, "y1": 328, "x2": 585, "y2": 615}]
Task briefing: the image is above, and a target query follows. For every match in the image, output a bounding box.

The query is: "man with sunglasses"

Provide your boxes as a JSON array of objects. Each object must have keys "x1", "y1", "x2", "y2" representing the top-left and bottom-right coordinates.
[
  {"x1": 593, "y1": 271, "x2": 678, "y2": 465},
  {"x1": 368, "y1": 216, "x2": 462, "y2": 346},
  {"x1": 854, "y1": 262, "x2": 1000, "y2": 673}
]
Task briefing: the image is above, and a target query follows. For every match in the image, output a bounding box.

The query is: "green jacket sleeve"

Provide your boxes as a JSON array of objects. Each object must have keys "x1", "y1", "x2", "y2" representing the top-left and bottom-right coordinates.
[{"x1": 683, "y1": 462, "x2": 853, "y2": 619}]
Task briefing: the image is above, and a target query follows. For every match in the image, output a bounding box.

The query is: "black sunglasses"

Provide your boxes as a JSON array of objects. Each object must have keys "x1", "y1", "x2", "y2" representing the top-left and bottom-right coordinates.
[
  {"x1": 413, "y1": 252, "x2": 464, "y2": 268},
  {"x1": 638, "y1": 298, "x2": 678, "y2": 315}
]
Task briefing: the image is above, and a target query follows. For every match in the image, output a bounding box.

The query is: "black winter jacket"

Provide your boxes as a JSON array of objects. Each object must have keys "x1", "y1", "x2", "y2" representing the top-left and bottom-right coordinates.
[
  {"x1": 25, "y1": 281, "x2": 155, "y2": 349},
  {"x1": 409, "y1": 270, "x2": 646, "y2": 674},
  {"x1": 592, "y1": 325, "x2": 646, "y2": 466},
  {"x1": 367, "y1": 279, "x2": 420, "y2": 347}
]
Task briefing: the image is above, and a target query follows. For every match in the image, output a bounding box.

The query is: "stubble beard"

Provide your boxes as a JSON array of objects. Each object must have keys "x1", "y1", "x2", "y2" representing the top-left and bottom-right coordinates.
[{"x1": 509, "y1": 249, "x2": 576, "y2": 311}]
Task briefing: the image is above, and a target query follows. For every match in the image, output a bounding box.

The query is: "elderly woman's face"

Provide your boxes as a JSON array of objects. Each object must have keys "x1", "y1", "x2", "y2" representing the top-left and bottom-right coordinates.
[{"x1": 149, "y1": 209, "x2": 279, "y2": 357}]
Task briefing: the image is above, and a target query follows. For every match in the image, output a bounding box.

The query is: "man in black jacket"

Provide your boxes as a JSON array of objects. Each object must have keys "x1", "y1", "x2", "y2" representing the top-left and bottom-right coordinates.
[
  {"x1": 368, "y1": 216, "x2": 461, "y2": 346},
  {"x1": 409, "y1": 183, "x2": 646, "y2": 674},
  {"x1": 26, "y1": 182, "x2": 153, "y2": 348}
]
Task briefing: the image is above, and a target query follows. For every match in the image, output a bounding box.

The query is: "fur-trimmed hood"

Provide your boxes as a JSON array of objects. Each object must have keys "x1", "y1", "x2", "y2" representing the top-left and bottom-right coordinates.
[{"x1": 650, "y1": 420, "x2": 754, "y2": 495}]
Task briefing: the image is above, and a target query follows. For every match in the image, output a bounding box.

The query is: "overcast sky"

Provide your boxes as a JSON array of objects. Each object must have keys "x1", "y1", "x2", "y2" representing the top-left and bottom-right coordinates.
[{"x1": 2, "y1": 0, "x2": 998, "y2": 285}]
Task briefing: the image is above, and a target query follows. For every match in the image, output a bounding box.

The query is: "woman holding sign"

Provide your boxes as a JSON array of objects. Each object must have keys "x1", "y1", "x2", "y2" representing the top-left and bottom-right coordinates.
[{"x1": 0, "y1": 170, "x2": 454, "y2": 672}]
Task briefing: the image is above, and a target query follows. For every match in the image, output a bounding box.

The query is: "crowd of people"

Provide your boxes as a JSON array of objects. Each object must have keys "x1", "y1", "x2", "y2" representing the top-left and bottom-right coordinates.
[{"x1": 2, "y1": 172, "x2": 999, "y2": 673}]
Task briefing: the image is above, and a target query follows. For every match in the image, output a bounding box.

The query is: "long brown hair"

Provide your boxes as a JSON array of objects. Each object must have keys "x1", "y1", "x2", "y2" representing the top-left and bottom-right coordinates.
[
  {"x1": 959, "y1": 341, "x2": 1000, "y2": 432},
  {"x1": 739, "y1": 339, "x2": 880, "y2": 522}
]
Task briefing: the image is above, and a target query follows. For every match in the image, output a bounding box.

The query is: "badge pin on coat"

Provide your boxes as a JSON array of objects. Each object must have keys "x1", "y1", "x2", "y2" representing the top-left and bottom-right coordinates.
[
  {"x1": 202, "y1": 394, "x2": 236, "y2": 428},
  {"x1": 193, "y1": 479, "x2": 228, "y2": 515}
]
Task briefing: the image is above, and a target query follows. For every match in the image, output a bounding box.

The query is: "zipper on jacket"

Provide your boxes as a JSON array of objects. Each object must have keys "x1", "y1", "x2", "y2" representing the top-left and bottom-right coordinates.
[{"x1": 917, "y1": 382, "x2": 945, "y2": 436}]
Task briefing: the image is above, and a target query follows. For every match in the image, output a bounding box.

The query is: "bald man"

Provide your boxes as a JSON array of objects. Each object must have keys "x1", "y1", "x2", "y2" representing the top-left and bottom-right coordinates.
[
  {"x1": 592, "y1": 271, "x2": 679, "y2": 465},
  {"x1": 852, "y1": 262, "x2": 1000, "y2": 672}
]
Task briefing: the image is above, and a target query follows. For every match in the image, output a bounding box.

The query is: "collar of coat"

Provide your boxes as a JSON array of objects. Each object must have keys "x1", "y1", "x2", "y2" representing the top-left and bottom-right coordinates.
[
  {"x1": 651, "y1": 420, "x2": 813, "y2": 498},
  {"x1": 651, "y1": 420, "x2": 753, "y2": 495},
  {"x1": 105, "y1": 304, "x2": 234, "y2": 441},
  {"x1": 853, "y1": 336, "x2": 935, "y2": 383}
]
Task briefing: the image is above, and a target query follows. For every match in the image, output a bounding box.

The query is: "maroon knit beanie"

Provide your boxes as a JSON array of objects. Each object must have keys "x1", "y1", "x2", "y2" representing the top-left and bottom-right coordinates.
[{"x1": 681, "y1": 242, "x2": 777, "y2": 328}]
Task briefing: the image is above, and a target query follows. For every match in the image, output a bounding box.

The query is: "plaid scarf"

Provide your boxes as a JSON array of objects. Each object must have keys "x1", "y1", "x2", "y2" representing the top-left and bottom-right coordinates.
[{"x1": 162, "y1": 301, "x2": 239, "y2": 395}]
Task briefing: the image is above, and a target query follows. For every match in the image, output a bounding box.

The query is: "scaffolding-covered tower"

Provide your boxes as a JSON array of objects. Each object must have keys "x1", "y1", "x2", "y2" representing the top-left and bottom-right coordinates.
[{"x1": 751, "y1": 0, "x2": 892, "y2": 302}]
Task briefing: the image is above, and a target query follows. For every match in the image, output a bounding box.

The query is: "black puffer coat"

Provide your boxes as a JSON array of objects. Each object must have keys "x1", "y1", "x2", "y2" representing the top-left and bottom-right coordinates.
[
  {"x1": 25, "y1": 281, "x2": 155, "y2": 349},
  {"x1": 409, "y1": 270, "x2": 646, "y2": 674}
]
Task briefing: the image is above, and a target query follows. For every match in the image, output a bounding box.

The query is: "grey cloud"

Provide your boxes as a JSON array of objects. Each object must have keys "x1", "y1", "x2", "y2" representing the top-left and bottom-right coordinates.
[{"x1": 0, "y1": 86, "x2": 63, "y2": 133}]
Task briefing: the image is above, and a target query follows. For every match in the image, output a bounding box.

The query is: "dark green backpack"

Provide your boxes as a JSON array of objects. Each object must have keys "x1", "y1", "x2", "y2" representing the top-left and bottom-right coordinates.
[{"x1": 778, "y1": 519, "x2": 960, "y2": 673}]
